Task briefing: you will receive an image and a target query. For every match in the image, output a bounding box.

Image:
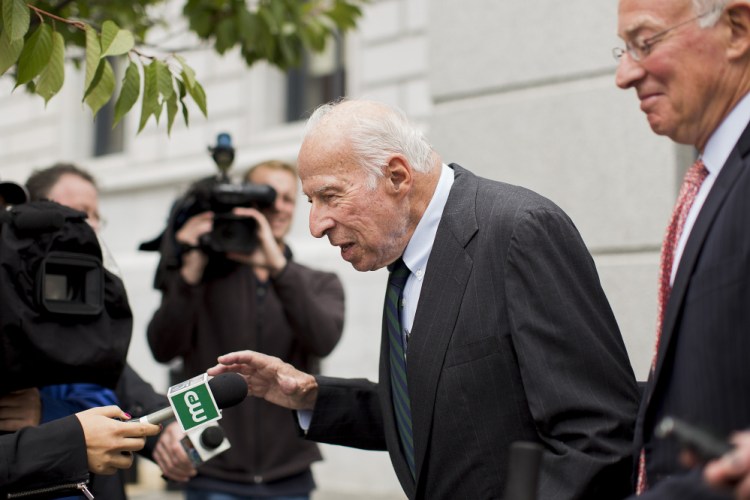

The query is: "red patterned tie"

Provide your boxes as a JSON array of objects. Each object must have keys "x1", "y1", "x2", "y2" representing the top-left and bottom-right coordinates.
[{"x1": 636, "y1": 158, "x2": 709, "y2": 494}]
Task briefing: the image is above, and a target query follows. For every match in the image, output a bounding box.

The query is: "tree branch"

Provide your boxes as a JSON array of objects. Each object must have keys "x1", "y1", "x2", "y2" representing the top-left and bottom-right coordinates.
[{"x1": 27, "y1": 3, "x2": 87, "y2": 30}]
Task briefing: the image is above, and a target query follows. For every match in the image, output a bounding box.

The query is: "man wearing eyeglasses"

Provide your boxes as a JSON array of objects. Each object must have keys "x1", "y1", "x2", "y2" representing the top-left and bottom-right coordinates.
[{"x1": 614, "y1": 0, "x2": 750, "y2": 498}]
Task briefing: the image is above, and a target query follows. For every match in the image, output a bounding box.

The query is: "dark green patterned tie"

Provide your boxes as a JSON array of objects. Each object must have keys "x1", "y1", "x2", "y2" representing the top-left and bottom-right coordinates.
[{"x1": 386, "y1": 258, "x2": 415, "y2": 477}]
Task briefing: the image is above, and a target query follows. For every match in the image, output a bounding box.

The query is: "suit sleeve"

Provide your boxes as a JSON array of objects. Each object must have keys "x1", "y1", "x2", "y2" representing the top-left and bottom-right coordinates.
[
  {"x1": 505, "y1": 207, "x2": 640, "y2": 500},
  {"x1": 305, "y1": 376, "x2": 387, "y2": 451},
  {"x1": 0, "y1": 415, "x2": 89, "y2": 495},
  {"x1": 272, "y1": 262, "x2": 345, "y2": 357}
]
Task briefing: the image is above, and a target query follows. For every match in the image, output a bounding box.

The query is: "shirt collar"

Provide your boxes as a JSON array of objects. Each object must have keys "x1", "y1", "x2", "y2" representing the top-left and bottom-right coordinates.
[
  {"x1": 402, "y1": 163, "x2": 454, "y2": 273},
  {"x1": 703, "y1": 91, "x2": 750, "y2": 176}
]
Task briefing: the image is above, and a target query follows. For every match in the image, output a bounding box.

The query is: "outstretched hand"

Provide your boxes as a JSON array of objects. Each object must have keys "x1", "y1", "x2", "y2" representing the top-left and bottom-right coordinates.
[{"x1": 208, "y1": 350, "x2": 318, "y2": 410}]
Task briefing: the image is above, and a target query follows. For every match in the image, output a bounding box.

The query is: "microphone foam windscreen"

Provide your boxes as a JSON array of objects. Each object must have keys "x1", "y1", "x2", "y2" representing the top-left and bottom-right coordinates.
[{"x1": 208, "y1": 372, "x2": 248, "y2": 409}]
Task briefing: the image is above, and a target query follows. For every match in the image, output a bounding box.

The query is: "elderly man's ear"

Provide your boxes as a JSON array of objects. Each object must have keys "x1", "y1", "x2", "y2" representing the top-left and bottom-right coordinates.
[
  {"x1": 727, "y1": 2, "x2": 750, "y2": 59},
  {"x1": 385, "y1": 155, "x2": 413, "y2": 195}
]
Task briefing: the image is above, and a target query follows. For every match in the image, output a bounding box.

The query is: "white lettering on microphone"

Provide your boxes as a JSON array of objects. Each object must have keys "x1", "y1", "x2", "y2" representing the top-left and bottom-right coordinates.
[{"x1": 184, "y1": 391, "x2": 207, "y2": 423}]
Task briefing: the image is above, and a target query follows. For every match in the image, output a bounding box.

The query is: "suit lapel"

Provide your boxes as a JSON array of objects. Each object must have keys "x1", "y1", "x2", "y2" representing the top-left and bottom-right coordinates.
[
  {"x1": 406, "y1": 164, "x2": 477, "y2": 482},
  {"x1": 651, "y1": 121, "x2": 750, "y2": 394}
]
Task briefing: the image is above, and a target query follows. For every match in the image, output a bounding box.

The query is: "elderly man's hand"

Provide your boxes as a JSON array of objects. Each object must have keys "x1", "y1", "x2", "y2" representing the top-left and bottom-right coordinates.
[{"x1": 208, "y1": 350, "x2": 317, "y2": 410}]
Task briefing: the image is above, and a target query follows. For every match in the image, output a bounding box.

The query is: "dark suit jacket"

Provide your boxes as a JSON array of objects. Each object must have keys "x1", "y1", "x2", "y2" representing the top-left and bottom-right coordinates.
[
  {"x1": 636, "y1": 121, "x2": 750, "y2": 499},
  {"x1": 307, "y1": 164, "x2": 639, "y2": 499}
]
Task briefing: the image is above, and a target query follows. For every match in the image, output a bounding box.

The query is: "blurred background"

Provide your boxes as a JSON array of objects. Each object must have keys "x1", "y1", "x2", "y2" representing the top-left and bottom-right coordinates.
[{"x1": 0, "y1": 0, "x2": 692, "y2": 497}]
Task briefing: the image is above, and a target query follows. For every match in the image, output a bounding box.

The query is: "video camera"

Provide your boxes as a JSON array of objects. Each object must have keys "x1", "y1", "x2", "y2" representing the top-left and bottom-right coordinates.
[
  {"x1": 175, "y1": 133, "x2": 276, "y2": 255},
  {"x1": 0, "y1": 200, "x2": 132, "y2": 395}
]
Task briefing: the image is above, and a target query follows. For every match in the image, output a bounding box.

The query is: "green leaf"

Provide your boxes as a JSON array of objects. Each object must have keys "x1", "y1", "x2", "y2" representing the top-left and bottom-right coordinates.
[
  {"x1": 153, "y1": 59, "x2": 173, "y2": 99},
  {"x1": 35, "y1": 30, "x2": 65, "y2": 104},
  {"x1": 326, "y1": 0, "x2": 362, "y2": 31},
  {"x1": 138, "y1": 61, "x2": 159, "y2": 132},
  {"x1": 236, "y1": 7, "x2": 258, "y2": 47},
  {"x1": 278, "y1": 35, "x2": 298, "y2": 67},
  {"x1": 166, "y1": 89, "x2": 178, "y2": 135},
  {"x1": 100, "y1": 20, "x2": 134, "y2": 57},
  {"x1": 83, "y1": 24, "x2": 101, "y2": 96},
  {"x1": 215, "y1": 16, "x2": 236, "y2": 54},
  {"x1": 84, "y1": 58, "x2": 115, "y2": 117},
  {"x1": 113, "y1": 60, "x2": 140, "y2": 128},
  {"x1": 259, "y1": 6, "x2": 279, "y2": 34},
  {"x1": 2, "y1": 0, "x2": 29, "y2": 42},
  {"x1": 184, "y1": 3, "x2": 213, "y2": 38},
  {"x1": 177, "y1": 78, "x2": 189, "y2": 126},
  {"x1": 173, "y1": 54, "x2": 196, "y2": 90},
  {"x1": 0, "y1": 28, "x2": 23, "y2": 76},
  {"x1": 186, "y1": 80, "x2": 207, "y2": 117},
  {"x1": 154, "y1": 98, "x2": 164, "y2": 124},
  {"x1": 15, "y1": 24, "x2": 53, "y2": 86}
]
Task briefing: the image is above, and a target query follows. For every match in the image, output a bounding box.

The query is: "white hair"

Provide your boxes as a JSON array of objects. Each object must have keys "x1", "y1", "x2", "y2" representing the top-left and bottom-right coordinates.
[
  {"x1": 304, "y1": 99, "x2": 436, "y2": 190},
  {"x1": 693, "y1": 0, "x2": 729, "y2": 26}
]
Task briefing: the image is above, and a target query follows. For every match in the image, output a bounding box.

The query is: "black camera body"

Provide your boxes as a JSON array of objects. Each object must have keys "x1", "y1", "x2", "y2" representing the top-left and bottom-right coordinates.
[
  {"x1": 199, "y1": 181, "x2": 276, "y2": 254},
  {"x1": 0, "y1": 201, "x2": 132, "y2": 395},
  {"x1": 176, "y1": 133, "x2": 276, "y2": 255}
]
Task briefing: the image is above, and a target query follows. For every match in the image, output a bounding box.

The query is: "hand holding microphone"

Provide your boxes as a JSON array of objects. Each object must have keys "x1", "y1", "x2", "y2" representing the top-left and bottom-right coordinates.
[
  {"x1": 147, "y1": 372, "x2": 247, "y2": 478},
  {"x1": 153, "y1": 422, "x2": 197, "y2": 482}
]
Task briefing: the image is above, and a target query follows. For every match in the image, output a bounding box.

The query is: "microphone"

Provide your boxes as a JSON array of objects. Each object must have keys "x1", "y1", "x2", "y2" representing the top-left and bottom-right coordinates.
[
  {"x1": 12, "y1": 208, "x2": 66, "y2": 233},
  {"x1": 182, "y1": 423, "x2": 231, "y2": 466},
  {"x1": 138, "y1": 372, "x2": 247, "y2": 424},
  {"x1": 503, "y1": 441, "x2": 543, "y2": 500}
]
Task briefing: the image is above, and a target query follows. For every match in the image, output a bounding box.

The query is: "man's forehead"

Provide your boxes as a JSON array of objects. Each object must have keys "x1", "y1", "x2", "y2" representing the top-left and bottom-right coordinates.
[
  {"x1": 618, "y1": 0, "x2": 689, "y2": 36},
  {"x1": 301, "y1": 172, "x2": 346, "y2": 193},
  {"x1": 620, "y1": 12, "x2": 662, "y2": 36}
]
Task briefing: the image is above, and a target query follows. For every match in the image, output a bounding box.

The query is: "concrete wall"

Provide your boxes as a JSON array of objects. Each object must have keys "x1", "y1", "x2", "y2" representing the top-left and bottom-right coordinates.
[{"x1": 0, "y1": 0, "x2": 691, "y2": 497}]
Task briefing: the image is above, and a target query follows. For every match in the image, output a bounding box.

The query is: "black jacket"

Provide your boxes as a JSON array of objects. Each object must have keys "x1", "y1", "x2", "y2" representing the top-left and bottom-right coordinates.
[{"x1": 0, "y1": 415, "x2": 90, "y2": 499}]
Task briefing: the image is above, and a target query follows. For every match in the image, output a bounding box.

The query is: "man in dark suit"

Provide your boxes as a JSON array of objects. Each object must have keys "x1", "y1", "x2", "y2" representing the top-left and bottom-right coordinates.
[
  {"x1": 209, "y1": 98, "x2": 639, "y2": 499},
  {"x1": 614, "y1": 0, "x2": 750, "y2": 498}
]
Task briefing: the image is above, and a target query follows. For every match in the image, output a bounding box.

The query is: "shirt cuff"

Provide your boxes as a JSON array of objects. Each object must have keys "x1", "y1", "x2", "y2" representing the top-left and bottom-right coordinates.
[{"x1": 297, "y1": 409, "x2": 313, "y2": 432}]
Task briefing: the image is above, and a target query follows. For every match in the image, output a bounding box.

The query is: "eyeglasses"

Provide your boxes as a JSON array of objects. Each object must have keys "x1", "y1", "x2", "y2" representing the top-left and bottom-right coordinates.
[
  {"x1": 86, "y1": 210, "x2": 107, "y2": 231},
  {"x1": 612, "y1": 9, "x2": 716, "y2": 62}
]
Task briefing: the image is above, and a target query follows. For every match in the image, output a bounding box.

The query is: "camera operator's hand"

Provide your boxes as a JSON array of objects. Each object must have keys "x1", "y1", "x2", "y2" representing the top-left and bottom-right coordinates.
[
  {"x1": 227, "y1": 206, "x2": 287, "y2": 276},
  {"x1": 153, "y1": 421, "x2": 197, "y2": 482},
  {"x1": 0, "y1": 387, "x2": 41, "y2": 431},
  {"x1": 175, "y1": 211, "x2": 212, "y2": 284},
  {"x1": 76, "y1": 405, "x2": 161, "y2": 475}
]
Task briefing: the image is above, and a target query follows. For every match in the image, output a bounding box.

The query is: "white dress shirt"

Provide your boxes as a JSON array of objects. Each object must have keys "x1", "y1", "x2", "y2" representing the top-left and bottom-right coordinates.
[
  {"x1": 400, "y1": 163, "x2": 454, "y2": 348},
  {"x1": 671, "y1": 91, "x2": 750, "y2": 284}
]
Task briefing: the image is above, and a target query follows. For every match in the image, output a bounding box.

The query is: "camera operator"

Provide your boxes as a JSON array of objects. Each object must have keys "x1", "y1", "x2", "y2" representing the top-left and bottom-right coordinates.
[
  {"x1": 0, "y1": 165, "x2": 168, "y2": 499},
  {"x1": 147, "y1": 159, "x2": 345, "y2": 500},
  {"x1": 0, "y1": 175, "x2": 161, "y2": 498}
]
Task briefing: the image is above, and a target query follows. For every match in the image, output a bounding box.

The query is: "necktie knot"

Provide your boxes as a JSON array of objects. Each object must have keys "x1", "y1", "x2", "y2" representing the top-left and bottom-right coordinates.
[
  {"x1": 684, "y1": 158, "x2": 709, "y2": 190},
  {"x1": 388, "y1": 258, "x2": 410, "y2": 291}
]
